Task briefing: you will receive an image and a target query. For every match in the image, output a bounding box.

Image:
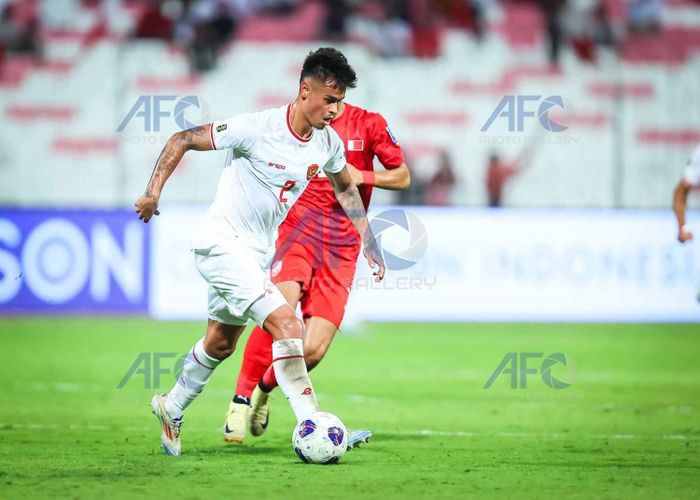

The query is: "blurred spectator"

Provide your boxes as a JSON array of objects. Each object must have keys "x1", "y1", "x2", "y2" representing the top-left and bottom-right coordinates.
[
  {"x1": 426, "y1": 150, "x2": 457, "y2": 206},
  {"x1": 397, "y1": 151, "x2": 427, "y2": 205},
  {"x1": 346, "y1": 0, "x2": 412, "y2": 58},
  {"x1": 409, "y1": 0, "x2": 441, "y2": 58},
  {"x1": 592, "y1": 1, "x2": 616, "y2": 48},
  {"x1": 434, "y1": 0, "x2": 486, "y2": 39},
  {"x1": 256, "y1": 0, "x2": 301, "y2": 15},
  {"x1": 627, "y1": 0, "x2": 663, "y2": 35},
  {"x1": 563, "y1": 0, "x2": 617, "y2": 63},
  {"x1": 173, "y1": 0, "x2": 239, "y2": 73},
  {"x1": 0, "y1": 1, "x2": 41, "y2": 58},
  {"x1": 134, "y1": 0, "x2": 175, "y2": 39},
  {"x1": 486, "y1": 147, "x2": 534, "y2": 207},
  {"x1": 539, "y1": 0, "x2": 566, "y2": 66},
  {"x1": 322, "y1": 0, "x2": 350, "y2": 40}
]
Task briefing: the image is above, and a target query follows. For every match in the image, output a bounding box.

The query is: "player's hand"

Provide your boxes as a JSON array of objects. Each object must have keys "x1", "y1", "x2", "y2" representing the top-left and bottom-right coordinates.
[
  {"x1": 134, "y1": 192, "x2": 160, "y2": 223},
  {"x1": 678, "y1": 225, "x2": 693, "y2": 243},
  {"x1": 345, "y1": 163, "x2": 363, "y2": 186},
  {"x1": 363, "y1": 237, "x2": 385, "y2": 282}
]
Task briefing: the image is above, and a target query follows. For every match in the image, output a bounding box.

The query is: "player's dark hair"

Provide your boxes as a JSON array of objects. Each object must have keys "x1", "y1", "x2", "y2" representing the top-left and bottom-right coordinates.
[{"x1": 300, "y1": 47, "x2": 357, "y2": 90}]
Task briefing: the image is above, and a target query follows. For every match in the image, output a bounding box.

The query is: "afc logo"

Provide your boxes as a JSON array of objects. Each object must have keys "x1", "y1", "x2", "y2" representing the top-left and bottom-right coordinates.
[
  {"x1": 481, "y1": 95, "x2": 568, "y2": 133},
  {"x1": 117, "y1": 95, "x2": 210, "y2": 132},
  {"x1": 483, "y1": 352, "x2": 574, "y2": 390}
]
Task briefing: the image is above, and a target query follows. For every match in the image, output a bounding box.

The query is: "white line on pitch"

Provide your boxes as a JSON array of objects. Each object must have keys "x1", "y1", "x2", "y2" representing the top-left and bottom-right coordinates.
[
  {"x1": 1, "y1": 423, "x2": 697, "y2": 442},
  {"x1": 378, "y1": 429, "x2": 699, "y2": 441}
]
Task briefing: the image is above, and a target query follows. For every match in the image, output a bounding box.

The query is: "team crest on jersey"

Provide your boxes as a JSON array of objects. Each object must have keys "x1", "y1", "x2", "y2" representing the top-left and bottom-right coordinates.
[
  {"x1": 306, "y1": 164, "x2": 319, "y2": 180},
  {"x1": 348, "y1": 139, "x2": 364, "y2": 151}
]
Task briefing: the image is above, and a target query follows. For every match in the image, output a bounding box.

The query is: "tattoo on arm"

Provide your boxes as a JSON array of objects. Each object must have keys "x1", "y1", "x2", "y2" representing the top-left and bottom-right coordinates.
[
  {"x1": 330, "y1": 168, "x2": 370, "y2": 242},
  {"x1": 144, "y1": 124, "x2": 213, "y2": 197}
]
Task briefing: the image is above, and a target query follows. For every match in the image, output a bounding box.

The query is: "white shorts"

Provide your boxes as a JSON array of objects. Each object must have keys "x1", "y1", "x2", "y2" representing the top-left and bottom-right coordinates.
[{"x1": 193, "y1": 238, "x2": 287, "y2": 327}]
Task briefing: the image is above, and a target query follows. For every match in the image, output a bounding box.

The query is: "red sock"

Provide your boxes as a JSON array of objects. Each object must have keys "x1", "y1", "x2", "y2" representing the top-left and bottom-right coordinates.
[
  {"x1": 235, "y1": 325, "x2": 273, "y2": 399},
  {"x1": 260, "y1": 364, "x2": 278, "y2": 391}
]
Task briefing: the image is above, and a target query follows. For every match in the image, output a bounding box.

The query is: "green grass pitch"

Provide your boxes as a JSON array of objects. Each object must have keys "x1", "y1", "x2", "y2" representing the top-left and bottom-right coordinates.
[{"x1": 0, "y1": 318, "x2": 699, "y2": 499}]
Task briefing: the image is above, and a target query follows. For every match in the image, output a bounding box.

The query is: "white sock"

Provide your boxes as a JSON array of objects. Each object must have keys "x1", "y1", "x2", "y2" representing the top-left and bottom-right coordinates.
[
  {"x1": 272, "y1": 338, "x2": 318, "y2": 421},
  {"x1": 165, "y1": 337, "x2": 220, "y2": 419}
]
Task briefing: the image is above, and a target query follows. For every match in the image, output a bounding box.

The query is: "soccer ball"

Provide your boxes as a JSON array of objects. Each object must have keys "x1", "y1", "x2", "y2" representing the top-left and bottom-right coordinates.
[{"x1": 292, "y1": 411, "x2": 347, "y2": 464}]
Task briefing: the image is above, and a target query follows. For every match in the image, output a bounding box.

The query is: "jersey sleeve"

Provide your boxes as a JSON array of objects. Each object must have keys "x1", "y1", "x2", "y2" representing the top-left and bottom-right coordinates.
[
  {"x1": 322, "y1": 128, "x2": 346, "y2": 175},
  {"x1": 209, "y1": 112, "x2": 261, "y2": 154},
  {"x1": 683, "y1": 145, "x2": 700, "y2": 185},
  {"x1": 369, "y1": 113, "x2": 404, "y2": 169}
]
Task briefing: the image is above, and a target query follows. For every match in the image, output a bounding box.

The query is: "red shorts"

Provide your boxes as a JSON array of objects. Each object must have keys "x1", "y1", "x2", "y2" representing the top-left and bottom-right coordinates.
[{"x1": 271, "y1": 226, "x2": 358, "y2": 329}]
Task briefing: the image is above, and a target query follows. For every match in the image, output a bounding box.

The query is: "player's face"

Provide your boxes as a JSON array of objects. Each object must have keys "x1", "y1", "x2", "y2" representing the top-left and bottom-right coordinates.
[{"x1": 300, "y1": 78, "x2": 345, "y2": 129}]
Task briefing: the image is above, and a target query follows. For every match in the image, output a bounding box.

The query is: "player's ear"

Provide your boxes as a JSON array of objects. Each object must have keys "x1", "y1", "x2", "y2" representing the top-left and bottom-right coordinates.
[{"x1": 300, "y1": 80, "x2": 310, "y2": 100}]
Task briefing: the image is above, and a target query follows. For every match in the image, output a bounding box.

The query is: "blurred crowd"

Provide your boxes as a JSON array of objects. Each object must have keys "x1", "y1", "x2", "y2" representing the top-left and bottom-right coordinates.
[
  {"x1": 1, "y1": 1, "x2": 686, "y2": 69},
  {"x1": 1, "y1": 0, "x2": 697, "y2": 207}
]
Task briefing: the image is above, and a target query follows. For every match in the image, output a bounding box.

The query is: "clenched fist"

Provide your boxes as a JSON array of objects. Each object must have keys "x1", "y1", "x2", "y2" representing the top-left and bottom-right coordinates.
[
  {"x1": 678, "y1": 225, "x2": 693, "y2": 243},
  {"x1": 135, "y1": 192, "x2": 160, "y2": 223}
]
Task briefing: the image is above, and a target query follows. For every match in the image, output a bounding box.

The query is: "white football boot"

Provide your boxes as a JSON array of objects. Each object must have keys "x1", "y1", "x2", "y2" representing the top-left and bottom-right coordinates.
[
  {"x1": 223, "y1": 400, "x2": 249, "y2": 444},
  {"x1": 248, "y1": 385, "x2": 271, "y2": 437},
  {"x1": 150, "y1": 394, "x2": 183, "y2": 456},
  {"x1": 347, "y1": 429, "x2": 373, "y2": 450}
]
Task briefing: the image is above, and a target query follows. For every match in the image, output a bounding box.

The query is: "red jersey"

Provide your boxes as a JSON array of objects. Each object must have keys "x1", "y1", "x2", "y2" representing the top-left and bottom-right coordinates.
[{"x1": 281, "y1": 103, "x2": 404, "y2": 258}]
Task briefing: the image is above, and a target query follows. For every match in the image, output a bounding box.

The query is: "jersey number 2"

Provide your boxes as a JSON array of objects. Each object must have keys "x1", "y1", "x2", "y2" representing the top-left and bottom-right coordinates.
[{"x1": 279, "y1": 180, "x2": 296, "y2": 203}]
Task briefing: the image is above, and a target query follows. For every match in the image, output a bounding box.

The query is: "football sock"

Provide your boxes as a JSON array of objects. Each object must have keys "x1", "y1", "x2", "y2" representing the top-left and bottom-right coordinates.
[
  {"x1": 165, "y1": 337, "x2": 220, "y2": 419},
  {"x1": 260, "y1": 365, "x2": 278, "y2": 392},
  {"x1": 232, "y1": 395, "x2": 250, "y2": 406},
  {"x1": 272, "y1": 338, "x2": 318, "y2": 421},
  {"x1": 235, "y1": 325, "x2": 273, "y2": 399}
]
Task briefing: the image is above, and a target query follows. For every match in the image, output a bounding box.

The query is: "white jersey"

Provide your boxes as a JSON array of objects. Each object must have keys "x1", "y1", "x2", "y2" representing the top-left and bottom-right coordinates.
[
  {"x1": 682, "y1": 143, "x2": 700, "y2": 186},
  {"x1": 192, "y1": 104, "x2": 346, "y2": 252}
]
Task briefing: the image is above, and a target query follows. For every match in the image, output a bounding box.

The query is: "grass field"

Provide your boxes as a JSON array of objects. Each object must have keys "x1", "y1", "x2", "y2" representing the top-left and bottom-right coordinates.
[{"x1": 0, "y1": 319, "x2": 699, "y2": 499}]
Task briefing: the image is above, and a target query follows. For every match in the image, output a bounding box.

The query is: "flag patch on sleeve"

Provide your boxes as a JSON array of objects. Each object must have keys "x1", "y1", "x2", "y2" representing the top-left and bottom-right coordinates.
[{"x1": 348, "y1": 139, "x2": 364, "y2": 151}]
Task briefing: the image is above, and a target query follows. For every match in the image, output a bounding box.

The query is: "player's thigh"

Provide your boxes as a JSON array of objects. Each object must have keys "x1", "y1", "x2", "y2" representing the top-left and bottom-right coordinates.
[
  {"x1": 271, "y1": 240, "x2": 314, "y2": 307},
  {"x1": 194, "y1": 241, "x2": 286, "y2": 327},
  {"x1": 275, "y1": 280, "x2": 303, "y2": 309},
  {"x1": 301, "y1": 257, "x2": 355, "y2": 329},
  {"x1": 303, "y1": 316, "x2": 338, "y2": 367}
]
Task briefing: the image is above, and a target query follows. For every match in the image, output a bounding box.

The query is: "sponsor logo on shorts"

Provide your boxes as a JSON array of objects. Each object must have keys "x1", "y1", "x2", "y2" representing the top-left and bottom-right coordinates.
[
  {"x1": 301, "y1": 387, "x2": 312, "y2": 396},
  {"x1": 306, "y1": 164, "x2": 319, "y2": 180}
]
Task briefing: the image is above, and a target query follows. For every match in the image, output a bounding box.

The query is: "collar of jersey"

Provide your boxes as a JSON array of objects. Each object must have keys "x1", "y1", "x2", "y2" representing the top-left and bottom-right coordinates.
[{"x1": 286, "y1": 104, "x2": 313, "y2": 143}]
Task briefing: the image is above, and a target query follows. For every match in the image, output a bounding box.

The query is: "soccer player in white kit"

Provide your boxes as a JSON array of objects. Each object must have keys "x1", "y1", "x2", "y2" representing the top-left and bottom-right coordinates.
[
  {"x1": 673, "y1": 143, "x2": 700, "y2": 243},
  {"x1": 134, "y1": 48, "x2": 385, "y2": 456}
]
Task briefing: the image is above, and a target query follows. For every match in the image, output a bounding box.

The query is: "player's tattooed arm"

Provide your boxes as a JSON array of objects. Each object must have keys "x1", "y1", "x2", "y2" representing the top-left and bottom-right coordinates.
[
  {"x1": 135, "y1": 124, "x2": 214, "y2": 223},
  {"x1": 328, "y1": 167, "x2": 386, "y2": 281}
]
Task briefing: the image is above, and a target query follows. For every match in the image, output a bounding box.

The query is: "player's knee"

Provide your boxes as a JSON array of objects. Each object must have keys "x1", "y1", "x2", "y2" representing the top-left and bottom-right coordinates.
[
  {"x1": 204, "y1": 337, "x2": 236, "y2": 359},
  {"x1": 204, "y1": 322, "x2": 240, "y2": 359},
  {"x1": 272, "y1": 313, "x2": 303, "y2": 340}
]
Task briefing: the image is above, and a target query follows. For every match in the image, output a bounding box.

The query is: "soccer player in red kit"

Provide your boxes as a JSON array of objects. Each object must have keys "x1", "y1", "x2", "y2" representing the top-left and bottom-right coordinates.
[{"x1": 222, "y1": 101, "x2": 410, "y2": 445}]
